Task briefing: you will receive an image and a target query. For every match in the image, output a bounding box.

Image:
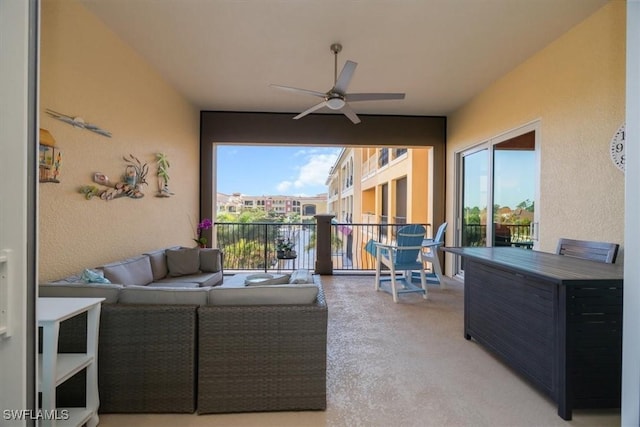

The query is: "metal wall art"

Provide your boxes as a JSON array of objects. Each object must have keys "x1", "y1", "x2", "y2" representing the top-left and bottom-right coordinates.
[
  {"x1": 79, "y1": 155, "x2": 148, "y2": 200},
  {"x1": 155, "y1": 152, "x2": 174, "y2": 197},
  {"x1": 46, "y1": 108, "x2": 112, "y2": 138}
]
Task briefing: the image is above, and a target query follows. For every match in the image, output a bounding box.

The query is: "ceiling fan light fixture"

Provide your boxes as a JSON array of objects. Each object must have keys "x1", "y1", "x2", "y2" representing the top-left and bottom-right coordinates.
[{"x1": 326, "y1": 97, "x2": 346, "y2": 110}]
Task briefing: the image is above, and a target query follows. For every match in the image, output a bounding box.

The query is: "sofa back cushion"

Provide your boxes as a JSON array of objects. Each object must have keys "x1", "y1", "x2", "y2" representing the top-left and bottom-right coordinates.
[
  {"x1": 119, "y1": 286, "x2": 209, "y2": 305},
  {"x1": 199, "y1": 248, "x2": 222, "y2": 272},
  {"x1": 102, "y1": 255, "x2": 154, "y2": 286},
  {"x1": 167, "y1": 247, "x2": 201, "y2": 277},
  {"x1": 143, "y1": 247, "x2": 176, "y2": 281},
  {"x1": 39, "y1": 283, "x2": 122, "y2": 303}
]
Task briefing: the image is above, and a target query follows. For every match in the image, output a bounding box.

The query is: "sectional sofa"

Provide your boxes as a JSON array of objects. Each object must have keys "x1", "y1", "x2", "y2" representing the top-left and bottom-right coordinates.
[{"x1": 39, "y1": 246, "x2": 328, "y2": 414}]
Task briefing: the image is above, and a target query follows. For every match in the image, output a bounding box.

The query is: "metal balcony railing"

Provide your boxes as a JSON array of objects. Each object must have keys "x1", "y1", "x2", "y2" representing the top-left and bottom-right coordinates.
[
  {"x1": 462, "y1": 224, "x2": 533, "y2": 248},
  {"x1": 216, "y1": 222, "x2": 316, "y2": 271},
  {"x1": 216, "y1": 220, "x2": 431, "y2": 273}
]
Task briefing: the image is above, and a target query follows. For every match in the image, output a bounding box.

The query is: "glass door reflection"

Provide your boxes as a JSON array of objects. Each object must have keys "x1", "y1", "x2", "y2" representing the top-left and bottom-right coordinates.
[{"x1": 492, "y1": 131, "x2": 536, "y2": 249}]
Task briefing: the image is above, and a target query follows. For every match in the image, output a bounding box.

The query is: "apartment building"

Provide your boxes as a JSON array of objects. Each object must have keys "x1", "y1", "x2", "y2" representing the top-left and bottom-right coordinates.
[
  {"x1": 327, "y1": 147, "x2": 433, "y2": 231},
  {"x1": 217, "y1": 192, "x2": 327, "y2": 220}
]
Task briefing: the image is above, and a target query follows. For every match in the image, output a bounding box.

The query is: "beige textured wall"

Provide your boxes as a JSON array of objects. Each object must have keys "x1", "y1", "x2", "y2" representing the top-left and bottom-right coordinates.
[
  {"x1": 39, "y1": 0, "x2": 200, "y2": 282},
  {"x1": 446, "y1": 2, "x2": 625, "y2": 261}
]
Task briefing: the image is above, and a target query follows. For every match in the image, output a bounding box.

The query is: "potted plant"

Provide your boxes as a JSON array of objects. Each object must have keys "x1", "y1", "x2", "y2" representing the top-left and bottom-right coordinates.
[
  {"x1": 276, "y1": 238, "x2": 295, "y2": 258},
  {"x1": 193, "y1": 218, "x2": 213, "y2": 248}
]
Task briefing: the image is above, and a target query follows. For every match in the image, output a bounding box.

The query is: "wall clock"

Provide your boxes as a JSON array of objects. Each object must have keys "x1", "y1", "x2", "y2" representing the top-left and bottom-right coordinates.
[{"x1": 610, "y1": 123, "x2": 625, "y2": 172}]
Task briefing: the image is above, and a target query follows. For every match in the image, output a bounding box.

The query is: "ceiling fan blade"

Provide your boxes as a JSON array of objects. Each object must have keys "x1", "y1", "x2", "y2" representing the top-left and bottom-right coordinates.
[
  {"x1": 346, "y1": 93, "x2": 406, "y2": 102},
  {"x1": 333, "y1": 60, "x2": 357, "y2": 94},
  {"x1": 293, "y1": 101, "x2": 328, "y2": 120},
  {"x1": 340, "y1": 103, "x2": 361, "y2": 124},
  {"x1": 270, "y1": 84, "x2": 326, "y2": 98}
]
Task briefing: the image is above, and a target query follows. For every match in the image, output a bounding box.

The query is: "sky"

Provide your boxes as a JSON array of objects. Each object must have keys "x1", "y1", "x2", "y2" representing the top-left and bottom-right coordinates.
[
  {"x1": 216, "y1": 145, "x2": 341, "y2": 197},
  {"x1": 464, "y1": 149, "x2": 536, "y2": 209}
]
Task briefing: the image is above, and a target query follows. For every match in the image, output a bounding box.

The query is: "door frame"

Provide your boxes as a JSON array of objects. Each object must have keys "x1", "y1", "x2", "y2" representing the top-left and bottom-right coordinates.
[{"x1": 0, "y1": 0, "x2": 39, "y2": 419}]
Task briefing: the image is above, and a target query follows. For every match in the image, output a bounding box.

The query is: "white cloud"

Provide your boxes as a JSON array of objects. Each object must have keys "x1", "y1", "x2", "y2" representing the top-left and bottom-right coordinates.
[
  {"x1": 293, "y1": 153, "x2": 338, "y2": 188},
  {"x1": 276, "y1": 180, "x2": 293, "y2": 192},
  {"x1": 275, "y1": 149, "x2": 339, "y2": 194}
]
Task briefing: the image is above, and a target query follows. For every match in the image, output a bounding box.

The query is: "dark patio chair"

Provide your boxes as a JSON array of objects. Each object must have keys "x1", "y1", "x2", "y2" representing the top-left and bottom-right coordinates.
[{"x1": 556, "y1": 238, "x2": 619, "y2": 263}]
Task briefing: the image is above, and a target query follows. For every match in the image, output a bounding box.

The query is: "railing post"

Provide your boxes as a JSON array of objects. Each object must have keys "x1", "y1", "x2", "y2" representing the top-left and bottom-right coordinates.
[
  {"x1": 264, "y1": 223, "x2": 269, "y2": 273},
  {"x1": 314, "y1": 214, "x2": 335, "y2": 275}
]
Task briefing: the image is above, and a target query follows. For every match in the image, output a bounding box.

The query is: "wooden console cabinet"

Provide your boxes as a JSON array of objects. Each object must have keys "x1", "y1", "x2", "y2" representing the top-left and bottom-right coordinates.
[{"x1": 444, "y1": 247, "x2": 623, "y2": 420}]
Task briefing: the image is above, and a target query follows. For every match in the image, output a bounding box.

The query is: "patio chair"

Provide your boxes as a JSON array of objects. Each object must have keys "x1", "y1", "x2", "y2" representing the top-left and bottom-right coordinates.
[
  {"x1": 374, "y1": 224, "x2": 428, "y2": 303},
  {"x1": 556, "y1": 237, "x2": 619, "y2": 263},
  {"x1": 421, "y1": 222, "x2": 448, "y2": 288}
]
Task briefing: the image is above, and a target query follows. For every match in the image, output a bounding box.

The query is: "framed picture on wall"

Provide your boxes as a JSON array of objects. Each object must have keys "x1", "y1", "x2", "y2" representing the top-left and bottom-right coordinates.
[
  {"x1": 39, "y1": 144, "x2": 55, "y2": 167},
  {"x1": 39, "y1": 128, "x2": 61, "y2": 183}
]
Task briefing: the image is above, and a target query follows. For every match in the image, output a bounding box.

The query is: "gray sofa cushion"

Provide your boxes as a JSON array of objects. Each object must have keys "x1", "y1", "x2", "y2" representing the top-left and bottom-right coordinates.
[
  {"x1": 102, "y1": 255, "x2": 154, "y2": 286},
  {"x1": 143, "y1": 247, "x2": 176, "y2": 281},
  {"x1": 148, "y1": 281, "x2": 200, "y2": 289},
  {"x1": 155, "y1": 271, "x2": 222, "y2": 288},
  {"x1": 208, "y1": 283, "x2": 319, "y2": 306},
  {"x1": 119, "y1": 285, "x2": 209, "y2": 305},
  {"x1": 199, "y1": 248, "x2": 221, "y2": 272},
  {"x1": 39, "y1": 283, "x2": 122, "y2": 303},
  {"x1": 167, "y1": 247, "x2": 200, "y2": 277}
]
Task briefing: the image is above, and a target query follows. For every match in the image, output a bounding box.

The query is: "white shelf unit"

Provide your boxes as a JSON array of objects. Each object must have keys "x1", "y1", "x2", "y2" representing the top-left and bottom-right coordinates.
[{"x1": 38, "y1": 297, "x2": 104, "y2": 427}]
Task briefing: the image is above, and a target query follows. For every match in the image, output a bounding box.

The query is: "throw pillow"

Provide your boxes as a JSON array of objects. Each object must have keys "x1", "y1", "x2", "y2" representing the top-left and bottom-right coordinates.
[
  {"x1": 167, "y1": 247, "x2": 200, "y2": 277},
  {"x1": 245, "y1": 273, "x2": 291, "y2": 286},
  {"x1": 81, "y1": 269, "x2": 111, "y2": 284},
  {"x1": 199, "y1": 248, "x2": 221, "y2": 272},
  {"x1": 289, "y1": 269, "x2": 313, "y2": 284}
]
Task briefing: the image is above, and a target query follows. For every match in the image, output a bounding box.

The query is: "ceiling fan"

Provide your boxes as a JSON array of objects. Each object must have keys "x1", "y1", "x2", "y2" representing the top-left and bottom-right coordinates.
[{"x1": 270, "y1": 43, "x2": 405, "y2": 124}]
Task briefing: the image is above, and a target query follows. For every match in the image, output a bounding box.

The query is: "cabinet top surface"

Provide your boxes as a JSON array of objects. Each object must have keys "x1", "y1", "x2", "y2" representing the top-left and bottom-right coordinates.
[
  {"x1": 38, "y1": 297, "x2": 104, "y2": 323},
  {"x1": 443, "y1": 247, "x2": 623, "y2": 282}
]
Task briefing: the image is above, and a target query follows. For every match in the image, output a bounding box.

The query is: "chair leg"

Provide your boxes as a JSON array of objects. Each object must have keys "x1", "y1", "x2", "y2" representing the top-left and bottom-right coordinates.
[
  {"x1": 420, "y1": 268, "x2": 428, "y2": 299},
  {"x1": 375, "y1": 251, "x2": 381, "y2": 292},
  {"x1": 431, "y1": 251, "x2": 445, "y2": 289},
  {"x1": 423, "y1": 248, "x2": 445, "y2": 289},
  {"x1": 390, "y1": 265, "x2": 399, "y2": 303}
]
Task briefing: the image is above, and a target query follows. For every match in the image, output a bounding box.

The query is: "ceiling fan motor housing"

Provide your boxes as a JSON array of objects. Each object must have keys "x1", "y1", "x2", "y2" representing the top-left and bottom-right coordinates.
[{"x1": 326, "y1": 95, "x2": 346, "y2": 110}]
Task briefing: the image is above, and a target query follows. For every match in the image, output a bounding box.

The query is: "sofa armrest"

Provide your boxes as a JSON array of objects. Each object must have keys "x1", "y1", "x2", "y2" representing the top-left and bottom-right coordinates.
[{"x1": 39, "y1": 282, "x2": 122, "y2": 303}]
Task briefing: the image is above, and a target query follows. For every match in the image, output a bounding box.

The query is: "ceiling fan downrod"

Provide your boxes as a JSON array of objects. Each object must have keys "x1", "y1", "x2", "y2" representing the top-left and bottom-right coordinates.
[{"x1": 330, "y1": 43, "x2": 342, "y2": 85}]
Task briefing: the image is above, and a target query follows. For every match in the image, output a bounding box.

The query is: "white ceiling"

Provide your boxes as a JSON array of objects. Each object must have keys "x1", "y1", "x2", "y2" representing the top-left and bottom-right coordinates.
[{"x1": 80, "y1": 0, "x2": 609, "y2": 117}]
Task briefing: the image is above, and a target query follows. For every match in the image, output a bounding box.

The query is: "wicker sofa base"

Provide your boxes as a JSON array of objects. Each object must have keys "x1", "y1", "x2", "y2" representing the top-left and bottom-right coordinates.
[
  {"x1": 197, "y1": 289, "x2": 328, "y2": 413},
  {"x1": 52, "y1": 304, "x2": 198, "y2": 413},
  {"x1": 97, "y1": 304, "x2": 198, "y2": 413},
  {"x1": 51, "y1": 280, "x2": 327, "y2": 414}
]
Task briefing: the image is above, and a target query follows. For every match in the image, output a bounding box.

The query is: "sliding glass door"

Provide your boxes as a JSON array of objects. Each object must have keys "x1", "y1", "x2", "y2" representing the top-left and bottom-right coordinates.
[
  {"x1": 455, "y1": 123, "x2": 539, "y2": 276},
  {"x1": 461, "y1": 148, "x2": 488, "y2": 248},
  {"x1": 492, "y1": 131, "x2": 536, "y2": 249}
]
